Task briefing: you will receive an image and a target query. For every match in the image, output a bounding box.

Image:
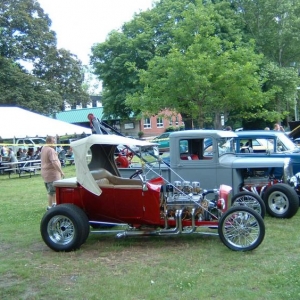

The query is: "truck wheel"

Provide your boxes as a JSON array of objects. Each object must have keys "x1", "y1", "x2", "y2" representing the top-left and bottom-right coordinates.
[
  {"x1": 218, "y1": 206, "x2": 265, "y2": 251},
  {"x1": 40, "y1": 204, "x2": 90, "y2": 252},
  {"x1": 232, "y1": 191, "x2": 266, "y2": 219},
  {"x1": 263, "y1": 183, "x2": 299, "y2": 218}
]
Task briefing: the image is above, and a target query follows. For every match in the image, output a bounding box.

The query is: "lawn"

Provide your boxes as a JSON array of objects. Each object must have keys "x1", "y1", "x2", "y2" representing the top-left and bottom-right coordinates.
[{"x1": 1, "y1": 166, "x2": 300, "y2": 299}]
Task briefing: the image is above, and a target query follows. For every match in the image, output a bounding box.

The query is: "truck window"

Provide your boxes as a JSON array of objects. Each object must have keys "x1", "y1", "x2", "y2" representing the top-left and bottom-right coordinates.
[{"x1": 180, "y1": 139, "x2": 212, "y2": 160}]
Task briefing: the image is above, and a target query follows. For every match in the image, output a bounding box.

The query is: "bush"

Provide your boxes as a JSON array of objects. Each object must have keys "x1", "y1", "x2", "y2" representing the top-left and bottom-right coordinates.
[
  {"x1": 166, "y1": 126, "x2": 185, "y2": 132},
  {"x1": 165, "y1": 126, "x2": 175, "y2": 132}
]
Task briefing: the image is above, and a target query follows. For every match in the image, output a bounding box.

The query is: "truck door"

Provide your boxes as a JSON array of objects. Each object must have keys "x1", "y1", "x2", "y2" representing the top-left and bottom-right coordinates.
[{"x1": 170, "y1": 138, "x2": 219, "y2": 189}]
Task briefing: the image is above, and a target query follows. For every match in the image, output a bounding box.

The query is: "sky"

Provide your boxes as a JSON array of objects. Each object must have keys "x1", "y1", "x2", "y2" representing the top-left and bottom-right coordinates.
[{"x1": 38, "y1": 0, "x2": 155, "y2": 65}]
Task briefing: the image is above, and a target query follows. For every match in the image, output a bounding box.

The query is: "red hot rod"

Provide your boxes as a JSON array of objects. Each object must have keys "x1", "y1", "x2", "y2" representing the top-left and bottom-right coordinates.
[{"x1": 40, "y1": 134, "x2": 265, "y2": 252}]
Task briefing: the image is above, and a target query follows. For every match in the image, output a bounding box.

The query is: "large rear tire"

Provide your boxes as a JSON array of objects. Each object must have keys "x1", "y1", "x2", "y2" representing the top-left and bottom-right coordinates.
[
  {"x1": 40, "y1": 204, "x2": 90, "y2": 252},
  {"x1": 218, "y1": 206, "x2": 265, "y2": 251},
  {"x1": 263, "y1": 183, "x2": 299, "y2": 218}
]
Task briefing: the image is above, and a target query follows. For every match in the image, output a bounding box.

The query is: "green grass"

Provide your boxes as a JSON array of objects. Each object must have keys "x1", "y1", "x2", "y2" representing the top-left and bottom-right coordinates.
[{"x1": 1, "y1": 167, "x2": 300, "y2": 299}]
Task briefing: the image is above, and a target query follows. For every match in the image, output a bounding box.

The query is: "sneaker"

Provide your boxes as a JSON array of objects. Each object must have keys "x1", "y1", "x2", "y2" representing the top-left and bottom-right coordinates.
[{"x1": 47, "y1": 203, "x2": 56, "y2": 211}]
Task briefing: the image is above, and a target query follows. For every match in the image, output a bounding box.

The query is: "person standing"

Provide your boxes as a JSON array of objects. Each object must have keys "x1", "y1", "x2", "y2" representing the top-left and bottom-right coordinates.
[
  {"x1": 7, "y1": 148, "x2": 18, "y2": 170},
  {"x1": 0, "y1": 154, "x2": 2, "y2": 174},
  {"x1": 41, "y1": 136, "x2": 64, "y2": 210},
  {"x1": 274, "y1": 123, "x2": 285, "y2": 132}
]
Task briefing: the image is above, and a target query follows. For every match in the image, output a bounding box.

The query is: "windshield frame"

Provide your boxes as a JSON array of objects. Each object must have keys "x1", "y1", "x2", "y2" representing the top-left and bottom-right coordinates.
[
  {"x1": 276, "y1": 134, "x2": 298, "y2": 152},
  {"x1": 217, "y1": 138, "x2": 236, "y2": 156}
]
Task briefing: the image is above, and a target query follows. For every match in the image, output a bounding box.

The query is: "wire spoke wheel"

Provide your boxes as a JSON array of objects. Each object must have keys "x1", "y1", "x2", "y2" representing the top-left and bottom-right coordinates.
[
  {"x1": 47, "y1": 215, "x2": 75, "y2": 245},
  {"x1": 218, "y1": 206, "x2": 265, "y2": 251},
  {"x1": 232, "y1": 191, "x2": 266, "y2": 218}
]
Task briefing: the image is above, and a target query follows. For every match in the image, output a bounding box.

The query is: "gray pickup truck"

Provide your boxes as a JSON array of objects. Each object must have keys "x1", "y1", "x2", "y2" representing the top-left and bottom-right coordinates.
[{"x1": 119, "y1": 130, "x2": 299, "y2": 218}]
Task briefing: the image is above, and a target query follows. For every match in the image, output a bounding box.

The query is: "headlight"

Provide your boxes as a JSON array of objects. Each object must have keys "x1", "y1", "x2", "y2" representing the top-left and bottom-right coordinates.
[
  {"x1": 289, "y1": 176, "x2": 297, "y2": 187},
  {"x1": 289, "y1": 173, "x2": 300, "y2": 187},
  {"x1": 217, "y1": 198, "x2": 225, "y2": 210}
]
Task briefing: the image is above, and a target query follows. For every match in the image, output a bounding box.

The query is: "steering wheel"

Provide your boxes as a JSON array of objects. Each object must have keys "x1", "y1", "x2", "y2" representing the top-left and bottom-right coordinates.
[{"x1": 130, "y1": 169, "x2": 143, "y2": 179}]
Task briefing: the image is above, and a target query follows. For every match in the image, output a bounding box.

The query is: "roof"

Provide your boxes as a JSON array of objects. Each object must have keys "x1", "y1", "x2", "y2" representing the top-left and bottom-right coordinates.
[
  {"x1": 70, "y1": 134, "x2": 157, "y2": 196},
  {"x1": 56, "y1": 107, "x2": 103, "y2": 123},
  {"x1": 0, "y1": 107, "x2": 91, "y2": 139},
  {"x1": 235, "y1": 130, "x2": 286, "y2": 138},
  {"x1": 71, "y1": 134, "x2": 157, "y2": 148},
  {"x1": 170, "y1": 129, "x2": 237, "y2": 139}
]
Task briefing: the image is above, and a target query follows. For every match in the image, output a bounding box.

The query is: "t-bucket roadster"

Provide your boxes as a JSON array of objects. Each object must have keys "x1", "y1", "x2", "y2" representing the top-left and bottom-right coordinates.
[{"x1": 40, "y1": 135, "x2": 265, "y2": 252}]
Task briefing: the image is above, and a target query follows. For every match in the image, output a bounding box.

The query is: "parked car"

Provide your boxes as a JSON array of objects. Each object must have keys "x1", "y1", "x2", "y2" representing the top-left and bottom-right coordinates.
[
  {"x1": 288, "y1": 124, "x2": 300, "y2": 141},
  {"x1": 40, "y1": 134, "x2": 265, "y2": 252},
  {"x1": 15, "y1": 137, "x2": 45, "y2": 153},
  {"x1": 293, "y1": 138, "x2": 300, "y2": 146},
  {"x1": 234, "y1": 131, "x2": 299, "y2": 155},
  {"x1": 151, "y1": 132, "x2": 172, "y2": 152},
  {"x1": 234, "y1": 131, "x2": 300, "y2": 195},
  {"x1": 119, "y1": 130, "x2": 299, "y2": 219},
  {"x1": 240, "y1": 138, "x2": 274, "y2": 152}
]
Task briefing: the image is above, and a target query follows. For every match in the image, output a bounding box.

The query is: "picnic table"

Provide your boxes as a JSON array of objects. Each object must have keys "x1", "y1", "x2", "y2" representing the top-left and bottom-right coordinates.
[
  {"x1": 2, "y1": 159, "x2": 41, "y2": 178},
  {"x1": 0, "y1": 165, "x2": 7, "y2": 175},
  {"x1": 66, "y1": 157, "x2": 75, "y2": 165}
]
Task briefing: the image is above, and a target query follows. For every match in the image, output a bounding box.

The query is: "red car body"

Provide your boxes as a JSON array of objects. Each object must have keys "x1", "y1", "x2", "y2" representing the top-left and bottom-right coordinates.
[{"x1": 40, "y1": 134, "x2": 265, "y2": 252}]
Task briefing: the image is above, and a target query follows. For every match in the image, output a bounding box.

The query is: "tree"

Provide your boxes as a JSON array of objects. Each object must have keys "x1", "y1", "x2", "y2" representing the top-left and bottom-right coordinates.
[
  {"x1": 231, "y1": 0, "x2": 300, "y2": 67},
  {"x1": 129, "y1": 0, "x2": 274, "y2": 128},
  {"x1": 91, "y1": 0, "x2": 276, "y2": 128},
  {"x1": 230, "y1": 0, "x2": 300, "y2": 124},
  {"x1": 91, "y1": 31, "x2": 140, "y2": 119},
  {"x1": 260, "y1": 63, "x2": 299, "y2": 122},
  {"x1": 91, "y1": 0, "x2": 300, "y2": 128},
  {"x1": 0, "y1": 0, "x2": 89, "y2": 114},
  {"x1": 82, "y1": 65, "x2": 102, "y2": 96},
  {"x1": 33, "y1": 48, "x2": 90, "y2": 110},
  {"x1": 91, "y1": 0, "x2": 194, "y2": 120},
  {"x1": 127, "y1": 22, "x2": 268, "y2": 128},
  {"x1": 0, "y1": 57, "x2": 61, "y2": 114},
  {"x1": 0, "y1": 0, "x2": 56, "y2": 62}
]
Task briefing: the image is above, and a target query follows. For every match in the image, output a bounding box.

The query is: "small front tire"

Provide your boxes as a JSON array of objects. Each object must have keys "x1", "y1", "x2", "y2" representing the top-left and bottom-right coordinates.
[{"x1": 218, "y1": 206, "x2": 265, "y2": 251}]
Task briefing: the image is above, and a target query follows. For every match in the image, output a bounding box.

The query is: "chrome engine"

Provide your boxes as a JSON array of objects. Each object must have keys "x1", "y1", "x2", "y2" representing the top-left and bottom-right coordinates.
[
  {"x1": 242, "y1": 169, "x2": 275, "y2": 197},
  {"x1": 160, "y1": 182, "x2": 222, "y2": 222}
]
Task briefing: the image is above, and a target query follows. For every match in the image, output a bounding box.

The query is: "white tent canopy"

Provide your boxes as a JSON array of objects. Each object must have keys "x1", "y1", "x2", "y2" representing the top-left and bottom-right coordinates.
[{"x1": 0, "y1": 107, "x2": 91, "y2": 139}]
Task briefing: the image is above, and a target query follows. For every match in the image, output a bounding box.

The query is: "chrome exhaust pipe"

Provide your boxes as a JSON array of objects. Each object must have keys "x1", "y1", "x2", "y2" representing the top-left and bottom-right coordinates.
[
  {"x1": 182, "y1": 208, "x2": 196, "y2": 234},
  {"x1": 116, "y1": 209, "x2": 184, "y2": 238}
]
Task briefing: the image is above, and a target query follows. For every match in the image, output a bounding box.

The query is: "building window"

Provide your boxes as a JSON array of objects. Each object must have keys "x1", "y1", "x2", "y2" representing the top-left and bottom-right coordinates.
[
  {"x1": 144, "y1": 117, "x2": 151, "y2": 129},
  {"x1": 157, "y1": 117, "x2": 164, "y2": 128}
]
